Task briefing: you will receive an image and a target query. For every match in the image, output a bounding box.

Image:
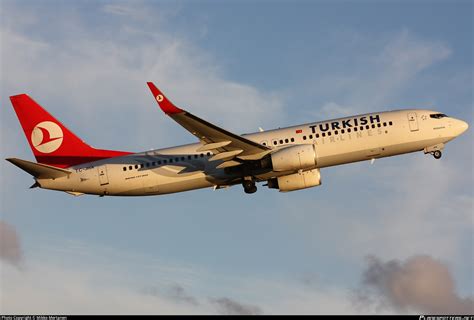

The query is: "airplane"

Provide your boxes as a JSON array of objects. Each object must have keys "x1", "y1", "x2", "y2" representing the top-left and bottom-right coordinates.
[{"x1": 6, "y1": 82, "x2": 469, "y2": 196}]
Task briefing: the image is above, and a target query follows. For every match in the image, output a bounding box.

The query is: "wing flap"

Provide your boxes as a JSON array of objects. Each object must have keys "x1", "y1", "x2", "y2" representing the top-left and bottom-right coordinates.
[
  {"x1": 209, "y1": 150, "x2": 243, "y2": 162},
  {"x1": 216, "y1": 160, "x2": 242, "y2": 169},
  {"x1": 196, "y1": 141, "x2": 232, "y2": 152}
]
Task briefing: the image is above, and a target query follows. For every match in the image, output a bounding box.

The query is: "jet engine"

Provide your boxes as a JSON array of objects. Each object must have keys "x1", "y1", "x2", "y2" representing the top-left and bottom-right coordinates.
[
  {"x1": 266, "y1": 144, "x2": 318, "y2": 172},
  {"x1": 267, "y1": 169, "x2": 322, "y2": 192}
]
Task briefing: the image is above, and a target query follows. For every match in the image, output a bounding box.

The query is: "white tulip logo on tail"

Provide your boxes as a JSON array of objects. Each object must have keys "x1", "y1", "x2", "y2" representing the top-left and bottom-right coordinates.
[
  {"x1": 31, "y1": 121, "x2": 63, "y2": 153},
  {"x1": 156, "y1": 95, "x2": 163, "y2": 102}
]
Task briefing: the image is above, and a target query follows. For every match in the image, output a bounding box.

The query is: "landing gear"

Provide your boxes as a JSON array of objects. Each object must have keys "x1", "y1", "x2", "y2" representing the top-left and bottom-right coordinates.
[
  {"x1": 242, "y1": 179, "x2": 257, "y2": 194},
  {"x1": 424, "y1": 144, "x2": 444, "y2": 160},
  {"x1": 432, "y1": 150, "x2": 442, "y2": 159}
]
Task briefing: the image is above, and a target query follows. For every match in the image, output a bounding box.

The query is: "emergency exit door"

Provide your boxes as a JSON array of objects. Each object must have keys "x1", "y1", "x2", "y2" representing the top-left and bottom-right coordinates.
[
  {"x1": 407, "y1": 112, "x2": 419, "y2": 131},
  {"x1": 97, "y1": 165, "x2": 109, "y2": 186}
]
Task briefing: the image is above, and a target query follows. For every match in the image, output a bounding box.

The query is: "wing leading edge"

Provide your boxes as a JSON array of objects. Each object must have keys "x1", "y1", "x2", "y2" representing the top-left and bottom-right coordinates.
[{"x1": 146, "y1": 82, "x2": 271, "y2": 167}]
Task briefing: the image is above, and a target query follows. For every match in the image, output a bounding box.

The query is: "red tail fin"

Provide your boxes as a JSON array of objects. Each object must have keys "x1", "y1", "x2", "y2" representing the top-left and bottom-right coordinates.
[{"x1": 10, "y1": 94, "x2": 132, "y2": 168}]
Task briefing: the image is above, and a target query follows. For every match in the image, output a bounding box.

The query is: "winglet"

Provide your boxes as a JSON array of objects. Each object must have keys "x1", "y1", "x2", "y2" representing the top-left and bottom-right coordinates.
[{"x1": 146, "y1": 82, "x2": 184, "y2": 115}]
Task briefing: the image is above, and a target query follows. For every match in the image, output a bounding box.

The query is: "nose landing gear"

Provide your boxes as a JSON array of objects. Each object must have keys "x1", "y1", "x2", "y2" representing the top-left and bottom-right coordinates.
[
  {"x1": 424, "y1": 144, "x2": 444, "y2": 160},
  {"x1": 432, "y1": 150, "x2": 442, "y2": 159}
]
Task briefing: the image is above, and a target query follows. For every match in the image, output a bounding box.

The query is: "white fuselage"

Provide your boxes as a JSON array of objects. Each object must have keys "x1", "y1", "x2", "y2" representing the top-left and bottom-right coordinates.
[{"x1": 37, "y1": 109, "x2": 468, "y2": 196}]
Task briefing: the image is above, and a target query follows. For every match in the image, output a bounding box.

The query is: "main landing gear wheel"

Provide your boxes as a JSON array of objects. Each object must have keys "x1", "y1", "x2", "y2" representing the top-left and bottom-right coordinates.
[
  {"x1": 243, "y1": 180, "x2": 257, "y2": 194},
  {"x1": 432, "y1": 150, "x2": 442, "y2": 159}
]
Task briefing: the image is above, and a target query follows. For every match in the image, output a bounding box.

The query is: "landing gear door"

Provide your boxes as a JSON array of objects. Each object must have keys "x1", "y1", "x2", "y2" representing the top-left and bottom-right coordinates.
[
  {"x1": 97, "y1": 165, "x2": 109, "y2": 186},
  {"x1": 407, "y1": 112, "x2": 419, "y2": 131}
]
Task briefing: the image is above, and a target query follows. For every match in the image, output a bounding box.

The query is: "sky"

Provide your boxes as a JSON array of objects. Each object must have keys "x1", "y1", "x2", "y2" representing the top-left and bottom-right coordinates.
[{"x1": 0, "y1": 0, "x2": 473, "y2": 315}]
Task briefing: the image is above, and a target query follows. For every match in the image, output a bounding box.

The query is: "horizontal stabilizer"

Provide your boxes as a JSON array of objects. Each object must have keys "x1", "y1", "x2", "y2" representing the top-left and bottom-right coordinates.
[{"x1": 6, "y1": 158, "x2": 71, "y2": 179}]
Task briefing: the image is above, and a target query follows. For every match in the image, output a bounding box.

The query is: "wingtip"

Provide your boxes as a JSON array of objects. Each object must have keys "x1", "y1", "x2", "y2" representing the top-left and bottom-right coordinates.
[{"x1": 146, "y1": 82, "x2": 183, "y2": 115}]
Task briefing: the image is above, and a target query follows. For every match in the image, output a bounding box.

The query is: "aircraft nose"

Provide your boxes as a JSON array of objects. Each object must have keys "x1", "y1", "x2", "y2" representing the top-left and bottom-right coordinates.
[{"x1": 455, "y1": 119, "x2": 469, "y2": 136}]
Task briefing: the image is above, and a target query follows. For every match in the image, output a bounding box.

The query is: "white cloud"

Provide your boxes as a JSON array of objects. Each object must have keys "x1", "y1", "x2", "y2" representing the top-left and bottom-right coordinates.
[
  {"x1": 279, "y1": 155, "x2": 473, "y2": 266},
  {"x1": 320, "y1": 102, "x2": 356, "y2": 119},
  {"x1": 310, "y1": 30, "x2": 452, "y2": 116},
  {"x1": 0, "y1": 242, "x2": 356, "y2": 315},
  {"x1": 1, "y1": 261, "x2": 213, "y2": 314},
  {"x1": 0, "y1": 2, "x2": 285, "y2": 152}
]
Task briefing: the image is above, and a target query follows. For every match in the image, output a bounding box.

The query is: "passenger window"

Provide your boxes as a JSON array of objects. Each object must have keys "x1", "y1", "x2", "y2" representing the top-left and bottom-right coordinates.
[
  {"x1": 341, "y1": 129, "x2": 345, "y2": 134},
  {"x1": 169, "y1": 159, "x2": 173, "y2": 163},
  {"x1": 371, "y1": 124, "x2": 375, "y2": 129},
  {"x1": 273, "y1": 140, "x2": 278, "y2": 145},
  {"x1": 322, "y1": 132, "x2": 326, "y2": 137},
  {"x1": 129, "y1": 166, "x2": 133, "y2": 170},
  {"x1": 200, "y1": 154, "x2": 204, "y2": 158},
  {"x1": 262, "y1": 142, "x2": 267, "y2": 146},
  {"x1": 123, "y1": 167, "x2": 127, "y2": 171},
  {"x1": 335, "y1": 130, "x2": 338, "y2": 135},
  {"x1": 279, "y1": 140, "x2": 283, "y2": 144},
  {"x1": 316, "y1": 133, "x2": 320, "y2": 138},
  {"x1": 285, "y1": 138, "x2": 289, "y2": 143},
  {"x1": 308, "y1": 134, "x2": 313, "y2": 139},
  {"x1": 291, "y1": 138, "x2": 295, "y2": 142},
  {"x1": 146, "y1": 163, "x2": 150, "y2": 168},
  {"x1": 377, "y1": 123, "x2": 381, "y2": 128},
  {"x1": 389, "y1": 121, "x2": 393, "y2": 126},
  {"x1": 347, "y1": 128, "x2": 351, "y2": 133},
  {"x1": 327, "y1": 132, "x2": 331, "y2": 136},
  {"x1": 153, "y1": 161, "x2": 157, "y2": 165},
  {"x1": 354, "y1": 127, "x2": 358, "y2": 132},
  {"x1": 194, "y1": 154, "x2": 199, "y2": 159},
  {"x1": 135, "y1": 164, "x2": 139, "y2": 169},
  {"x1": 383, "y1": 122, "x2": 387, "y2": 127},
  {"x1": 360, "y1": 126, "x2": 364, "y2": 131},
  {"x1": 303, "y1": 136, "x2": 307, "y2": 140},
  {"x1": 366, "y1": 125, "x2": 370, "y2": 129},
  {"x1": 188, "y1": 155, "x2": 192, "y2": 160},
  {"x1": 163, "y1": 160, "x2": 167, "y2": 164},
  {"x1": 207, "y1": 152, "x2": 211, "y2": 157}
]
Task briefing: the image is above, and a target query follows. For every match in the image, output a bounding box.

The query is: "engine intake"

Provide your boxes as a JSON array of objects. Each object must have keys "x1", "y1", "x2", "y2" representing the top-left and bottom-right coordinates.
[{"x1": 267, "y1": 169, "x2": 322, "y2": 192}]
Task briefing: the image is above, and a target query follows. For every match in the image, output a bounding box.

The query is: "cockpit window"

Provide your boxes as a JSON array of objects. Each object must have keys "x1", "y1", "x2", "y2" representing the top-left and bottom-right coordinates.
[{"x1": 430, "y1": 113, "x2": 448, "y2": 119}]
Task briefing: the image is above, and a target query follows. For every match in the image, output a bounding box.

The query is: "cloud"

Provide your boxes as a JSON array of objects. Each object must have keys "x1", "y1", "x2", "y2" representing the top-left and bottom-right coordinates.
[
  {"x1": 0, "y1": 220, "x2": 23, "y2": 268},
  {"x1": 211, "y1": 297, "x2": 262, "y2": 315},
  {"x1": 0, "y1": 2, "x2": 285, "y2": 152},
  {"x1": 1, "y1": 261, "x2": 211, "y2": 314},
  {"x1": 0, "y1": 235, "x2": 360, "y2": 315},
  {"x1": 308, "y1": 30, "x2": 452, "y2": 117},
  {"x1": 355, "y1": 255, "x2": 474, "y2": 314},
  {"x1": 320, "y1": 102, "x2": 356, "y2": 119},
  {"x1": 144, "y1": 284, "x2": 263, "y2": 314},
  {"x1": 102, "y1": 4, "x2": 148, "y2": 19}
]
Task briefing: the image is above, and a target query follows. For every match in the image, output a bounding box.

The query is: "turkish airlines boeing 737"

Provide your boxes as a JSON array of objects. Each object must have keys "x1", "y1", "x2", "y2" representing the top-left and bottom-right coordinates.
[{"x1": 7, "y1": 82, "x2": 469, "y2": 196}]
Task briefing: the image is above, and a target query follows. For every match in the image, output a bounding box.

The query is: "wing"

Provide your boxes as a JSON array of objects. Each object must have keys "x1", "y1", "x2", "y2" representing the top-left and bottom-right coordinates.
[{"x1": 147, "y1": 82, "x2": 271, "y2": 167}]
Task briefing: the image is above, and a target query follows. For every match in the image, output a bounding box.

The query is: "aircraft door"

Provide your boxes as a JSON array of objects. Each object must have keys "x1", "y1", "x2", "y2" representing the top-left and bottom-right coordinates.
[
  {"x1": 97, "y1": 165, "x2": 109, "y2": 186},
  {"x1": 407, "y1": 112, "x2": 419, "y2": 131}
]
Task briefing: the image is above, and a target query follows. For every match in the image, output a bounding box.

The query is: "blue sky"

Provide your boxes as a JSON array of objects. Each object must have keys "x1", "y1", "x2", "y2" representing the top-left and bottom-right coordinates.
[{"x1": 1, "y1": 0, "x2": 472, "y2": 314}]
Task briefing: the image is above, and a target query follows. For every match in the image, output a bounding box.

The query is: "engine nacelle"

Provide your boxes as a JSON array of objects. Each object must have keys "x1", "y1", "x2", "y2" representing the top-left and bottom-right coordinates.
[
  {"x1": 267, "y1": 169, "x2": 322, "y2": 192},
  {"x1": 270, "y1": 144, "x2": 317, "y2": 172}
]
